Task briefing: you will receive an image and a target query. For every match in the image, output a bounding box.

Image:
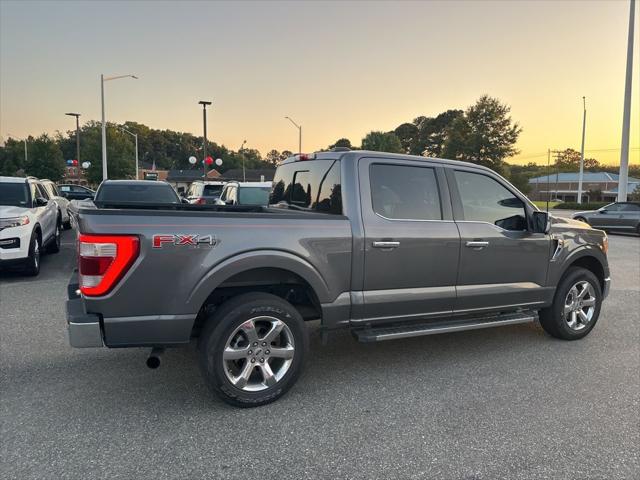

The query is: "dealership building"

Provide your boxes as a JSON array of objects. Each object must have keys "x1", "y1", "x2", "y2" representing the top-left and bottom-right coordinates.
[{"x1": 528, "y1": 172, "x2": 640, "y2": 203}]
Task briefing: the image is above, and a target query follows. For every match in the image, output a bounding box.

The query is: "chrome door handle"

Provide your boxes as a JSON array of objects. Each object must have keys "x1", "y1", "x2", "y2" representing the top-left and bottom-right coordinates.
[
  {"x1": 372, "y1": 241, "x2": 400, "y2": 249},
  {"x1": 465, "y1": 241, "x2": 489, "y2": 249}
]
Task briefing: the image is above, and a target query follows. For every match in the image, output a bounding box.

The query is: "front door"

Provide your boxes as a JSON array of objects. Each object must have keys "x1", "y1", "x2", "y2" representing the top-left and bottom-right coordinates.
[
  {"x1": 448, "y1": 168, "x2": 552, "y2": 314},
  {"x1": 358, "y1": 158, "x2": 460, "y2": 325}
]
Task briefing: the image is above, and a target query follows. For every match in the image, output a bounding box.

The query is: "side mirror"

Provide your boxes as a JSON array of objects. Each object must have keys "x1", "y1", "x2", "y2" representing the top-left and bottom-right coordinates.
[
  {"x1": 531, "y1": 211, "x2": 550, "y2": 234},
  {"x1": 181, "y1": 198, "x2": 190, "y2": 204},
  {"x1": 35, "y1": 197, "x2": 48, "y2": 207},
  {"x1": 599, "y1": 209, "x2": 608, "y2": 214}
]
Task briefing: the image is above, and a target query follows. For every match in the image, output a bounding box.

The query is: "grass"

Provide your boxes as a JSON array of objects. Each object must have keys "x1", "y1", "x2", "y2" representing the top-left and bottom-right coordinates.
[{"x1": 533, "y1": 201, "x2": 560, "y2": 209}]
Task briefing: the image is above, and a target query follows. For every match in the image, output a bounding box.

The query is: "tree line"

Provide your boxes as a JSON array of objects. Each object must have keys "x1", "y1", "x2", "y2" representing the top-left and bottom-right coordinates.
[{"x1": 1, "y1": 94, "x2": 637, "y2": 191}]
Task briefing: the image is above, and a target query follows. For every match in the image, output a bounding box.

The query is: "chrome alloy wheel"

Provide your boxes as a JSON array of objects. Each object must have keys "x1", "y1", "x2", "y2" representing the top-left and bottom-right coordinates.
[
  {"x1": 33, "y1": 238, "x2": 40, "y2": 269},
  {"x1": 563, "y1": 280, "x2": 597, "y2": 331},
  {"x1": 223, "y1": 316, "x2": 295, "y2": 392}
]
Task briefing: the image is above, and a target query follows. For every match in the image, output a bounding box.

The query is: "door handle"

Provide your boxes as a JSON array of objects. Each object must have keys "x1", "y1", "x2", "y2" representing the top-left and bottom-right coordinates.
[
  {"x1": 465, "y1": 240, "x2": 489, "y2": 249},
  {"x1": 372, "y1": 241, "x2": 400, "y2": 249}
]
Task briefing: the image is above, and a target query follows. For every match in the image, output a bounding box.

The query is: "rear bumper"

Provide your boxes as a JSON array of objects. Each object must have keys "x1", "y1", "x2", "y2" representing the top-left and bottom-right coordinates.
[{"x1": 67, "y1": 270, "x2": 103, "y2": 348}]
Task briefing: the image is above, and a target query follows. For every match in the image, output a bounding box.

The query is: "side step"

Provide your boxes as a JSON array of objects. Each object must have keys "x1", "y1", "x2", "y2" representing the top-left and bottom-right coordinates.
[{"x1": 353, "y1": 311, "x2": 537, "y2": 343}]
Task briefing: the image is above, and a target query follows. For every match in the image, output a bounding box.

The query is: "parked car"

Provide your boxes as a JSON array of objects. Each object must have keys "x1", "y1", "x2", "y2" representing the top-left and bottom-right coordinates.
[
  {"x1": 40, "y1": 179, "x2": 71, "y2": 229},
  {"x1": 93, "y1": 180, "x2": 184, "y2": 206},
  {"x1": 0, "y1": 176, "x2": 61, "y2": 275},
  {"x1": 215, "y1": 181, "x2": 272, "y2": 206},
  {"x1": 573, "y1": 202, "x2": 640, "y2": 234},
  {"x1": 58, "y1": 184, "x2": 95, "y2": 201},
  {"x1": 185, "y1": 181, "x2": 226, "y2": 204},
  {"x1": 66, "y1": 151, "x2": 610, "y2": 407}
]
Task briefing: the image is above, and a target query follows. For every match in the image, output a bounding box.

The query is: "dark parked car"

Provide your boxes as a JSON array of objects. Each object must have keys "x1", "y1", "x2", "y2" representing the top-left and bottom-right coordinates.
[
  {"x1": 93, "y1": 180, "x2": 183, "y2": 206},
  {"x1": 573, "y1": 202, "x2": 640, "y2": 234},
  {"x1": 66, "y1": 150, "x2": 610, "y2": 407},
  {"x1": 58, "y1": 184, "x2": 95, "y2": 201}
]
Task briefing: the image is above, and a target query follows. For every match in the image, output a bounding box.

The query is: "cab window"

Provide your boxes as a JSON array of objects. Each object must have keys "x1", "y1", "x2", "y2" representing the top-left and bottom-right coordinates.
[{"x1": 454, "y1": 170, "x2": 526, "y2": 231}]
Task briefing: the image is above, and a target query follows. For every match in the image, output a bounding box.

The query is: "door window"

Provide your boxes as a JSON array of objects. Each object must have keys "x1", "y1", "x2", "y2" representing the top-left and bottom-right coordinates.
[
  {"x1": 36, "y1": 183, "x2": 50, "y2": 200},
  {"x1": 620, "y1": 203, "x2": 640, "y2": 212},
  {"x1": 369, "y1": 164, "x2": 442, "y2": 220},
  {"x1": 454, "y1": 170, "x2": 526, "y2": 230}
]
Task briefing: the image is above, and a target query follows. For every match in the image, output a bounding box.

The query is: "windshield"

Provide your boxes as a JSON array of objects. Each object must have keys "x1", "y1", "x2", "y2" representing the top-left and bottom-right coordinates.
[
  {"x1": 238, "y1": 186, "x2": 271, "y2": 205},
  {"x1": 0, "y1": 183, "x2": 30, "y2": 207},
  {"x1": 95, "y1": 183, "x2": 180, "y2": 204},
  {"x1": 203, "y1": 185, "x2": 224, "y2": 196}
]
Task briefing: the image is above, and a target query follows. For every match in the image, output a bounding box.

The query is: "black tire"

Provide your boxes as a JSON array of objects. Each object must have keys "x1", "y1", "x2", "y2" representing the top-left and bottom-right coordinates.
[
  {"x1": 48, "y1": 219, "x2": 61, "y2": 253},
  {"x1": 539, "y1": 267, "x2": 602, "y2": 340},
  {"x1": 574, "y1": 217, "x2": 588, "y2": 224},
  {"x1": 23, "y1": 232, "x2": 41, "y2": 276},
  {"x1": 198, "y1": 292, "x2": 307, "y2": 407}
]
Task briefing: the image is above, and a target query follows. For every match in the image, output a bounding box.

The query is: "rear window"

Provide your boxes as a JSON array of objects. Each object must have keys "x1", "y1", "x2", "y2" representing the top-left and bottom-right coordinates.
[
  {"x1": 270, "y1": 159, "x2": 342, "y2": 214},
  {"x1": 95, "y1": 183, "x2": 179, "y2": 204},
  {"x1": 0, "y1": 183, "x2": 30, "y2": 207},
  {"x1": 238, "y1": 186, "x2": 271, "y2": 205},
  {"x1": 203, "y1": 185, "x2": 223, "y2": 196}
]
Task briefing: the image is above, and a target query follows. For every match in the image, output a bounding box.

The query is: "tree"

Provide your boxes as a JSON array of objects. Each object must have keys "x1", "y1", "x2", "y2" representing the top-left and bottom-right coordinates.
[
  {"x1": 265, "y1": 149, "x2": 281, "y2": 166},
  {"x1": 392, "y1": 123, "x2": 418, "y2": 154},
  {"x1": 23, "y1": 134, "x2": 65, "y2": 181},
  {"x1": 361, "y1": 131, "x2": 403, "y2": 153},
  {"x1": 630, "y1": 185, "x2": 640, "y2": 202},
  {"x1": 553, "y1": 148, "x2": 600, "y2": 172},
  {"x1": 443, "y1": 95, "x2": 521, "y2": 174},
  {"x1": 328, "y1": 138, "x2": 352, "y2": 150},
  {"x1": 0, "y1": 137, "x2": 29, "y2": 176}
]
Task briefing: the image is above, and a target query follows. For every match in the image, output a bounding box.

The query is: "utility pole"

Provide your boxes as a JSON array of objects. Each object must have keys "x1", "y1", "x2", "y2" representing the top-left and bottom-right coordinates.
[
  {"x1": 285, "y1": 116, "x2": 302, "y2": 153},
  {"x1": 551, "y1": 150, "x2": 563, "y2": 202},
  {"x1": 240, "y1": 140, "x2": 247, "y2": 182},
  {"x1": 65, "y1": 113, "x2": 81, "y2": 166},
  {"x1": 578, "y1": 97, "x2": 586, "y2": 204},
  {"x1": 199, "y1": 100, "x2": 212, "y2": 179},
  {"x1": 546, "y1": 149, "x2": 551, "y2": 212},
  {"x1": 618, "y1": 0, "x2": 635, "y2": 202}
]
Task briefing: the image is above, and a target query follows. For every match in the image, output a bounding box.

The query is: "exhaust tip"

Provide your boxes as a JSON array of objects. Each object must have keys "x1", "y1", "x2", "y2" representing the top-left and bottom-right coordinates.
[{"x1": 146, "y1": 356, "x2": 161, "y2": 369}]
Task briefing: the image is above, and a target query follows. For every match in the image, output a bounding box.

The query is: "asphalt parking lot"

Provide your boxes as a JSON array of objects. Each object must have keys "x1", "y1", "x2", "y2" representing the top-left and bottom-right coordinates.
[{"x1": 1, "y1": 230, "x2": 639, "y2": 480}]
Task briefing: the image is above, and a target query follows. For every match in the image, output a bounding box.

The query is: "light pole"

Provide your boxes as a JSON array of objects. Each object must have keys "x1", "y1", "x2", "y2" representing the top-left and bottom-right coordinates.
[
  {"x1": 239, "y1": 140, "x2": 247, "y2": 182},
  {"x1": 199, "y1": 100, "x2": 212, "y2": 178},
  {"x1": 101, "y1": 74, "x2": 138, "y2": 181},
  {"x1": 120, "y1": 126, "x2": 139, "y2": 179},
  {"x1": 577, "y1": 97, "x2": 586, "y2": 204},
  {"x1": 618, "y1": 0, "x2": 635, "y2": 202},
  {"x1": 65, "y1": 113, "x2": 81, "y2": 166},
  {"x1": 285, "y1": 116, "x2": 302, "y2": 154}
]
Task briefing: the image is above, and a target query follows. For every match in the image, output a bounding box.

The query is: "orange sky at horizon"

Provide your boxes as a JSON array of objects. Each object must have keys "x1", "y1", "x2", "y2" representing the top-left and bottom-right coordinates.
[{"x1": 1, "y1": 1, "x2": 638, "y2": 167}]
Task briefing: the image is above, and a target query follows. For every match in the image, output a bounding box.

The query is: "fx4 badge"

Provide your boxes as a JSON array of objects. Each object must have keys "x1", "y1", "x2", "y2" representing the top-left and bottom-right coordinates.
[{"x1": 152, "y1": 234, "x2": 218, "y2": 248}]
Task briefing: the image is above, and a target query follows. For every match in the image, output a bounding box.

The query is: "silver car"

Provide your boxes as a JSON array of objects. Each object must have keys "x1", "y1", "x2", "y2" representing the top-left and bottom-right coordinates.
[{"x1": 573, "y1": 202, "x2": 640, "y2": 234}]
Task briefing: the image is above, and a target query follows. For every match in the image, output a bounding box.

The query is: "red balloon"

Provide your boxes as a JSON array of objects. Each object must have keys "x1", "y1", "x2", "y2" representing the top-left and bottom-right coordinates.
[
  {"x1": 72, "y1": 159, "x2": 78, "y2": 166},
  {"x1": 205, "y1": 156, "x2": 213, "y2": 165}
]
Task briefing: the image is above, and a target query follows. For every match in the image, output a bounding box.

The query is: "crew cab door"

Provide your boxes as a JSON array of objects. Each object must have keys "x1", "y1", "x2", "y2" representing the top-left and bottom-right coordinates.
[
  {"x1": 447, "y1": 168, "x2": 551, "y2": 313},
  {"x1": 358, "y1": 158, "x2": 460, "y2": 324}
]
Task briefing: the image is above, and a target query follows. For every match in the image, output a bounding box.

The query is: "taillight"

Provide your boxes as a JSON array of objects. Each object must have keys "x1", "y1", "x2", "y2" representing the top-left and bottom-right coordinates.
[
  {"x1": 78, "y1": 235, "x2": 139, "y2": 296},
  {"x1": 195, "y1": 197, "x2": 206, "y2": 205}
]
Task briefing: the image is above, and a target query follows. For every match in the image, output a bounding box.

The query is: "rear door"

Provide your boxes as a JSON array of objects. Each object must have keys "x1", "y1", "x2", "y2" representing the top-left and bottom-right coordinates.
[
  {"x1": 618, "y1": 203, "x2": 640, "y2": 231},
  {"x1": 447, "y1": 168, "x2": 551, "y2": 313},
  {"x1": 359, "y1": 158, "x2": 460, "y2": 324}
]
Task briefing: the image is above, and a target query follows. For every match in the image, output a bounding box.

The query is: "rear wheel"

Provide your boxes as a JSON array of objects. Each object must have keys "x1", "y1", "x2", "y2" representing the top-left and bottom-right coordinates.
[
  {"x1": 574, "y1": 216, "x2": 588, "y2": 224},
  {"x1": 539, "y1": 267, "x2": 602, "y2": 340},
  {"x1": 198, "y1": 292, "x2": 307, "y2": 407},
  {"x1": 23, "y1": 233, "x2": 41, "y2": 276},
  {"x1": 48, "y1": 220, "x2": 61, "y2": 253}
]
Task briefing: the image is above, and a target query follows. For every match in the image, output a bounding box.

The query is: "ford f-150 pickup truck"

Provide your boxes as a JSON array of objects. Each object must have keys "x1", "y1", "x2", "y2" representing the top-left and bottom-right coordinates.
[{"x1": 66, "y1": 150, "x2": 610, "y2": 407}]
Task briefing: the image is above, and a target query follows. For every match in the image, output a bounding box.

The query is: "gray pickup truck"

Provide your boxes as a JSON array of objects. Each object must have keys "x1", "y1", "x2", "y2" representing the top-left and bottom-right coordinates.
[{"x1": 67, "y1": 150, "x2": 610, "y2": 407}]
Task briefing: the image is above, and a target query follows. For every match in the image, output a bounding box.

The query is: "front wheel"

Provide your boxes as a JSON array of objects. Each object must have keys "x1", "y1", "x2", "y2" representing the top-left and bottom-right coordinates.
[
  {"x1": 198, "y1": 292, "x2": 307, "y2": 407},
  {"x1": 23, "y1": 233, "x2": 41, "y2": 276},
  {"x1": 539, "y1": 267, "x2": 602, "y2": 340},
  {"x1": 48, "y1": 220, "x2": 61, "y2": 253}
]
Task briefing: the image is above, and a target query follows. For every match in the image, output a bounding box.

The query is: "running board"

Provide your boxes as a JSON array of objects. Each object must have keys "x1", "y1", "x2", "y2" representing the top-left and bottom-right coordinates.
[{"x1": 353, "y1": 311, "x2": 537, "y2": 343}]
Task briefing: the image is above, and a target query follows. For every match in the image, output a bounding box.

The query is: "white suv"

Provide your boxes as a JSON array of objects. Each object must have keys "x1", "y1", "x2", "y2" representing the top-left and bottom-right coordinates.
[{"x1": 0, "y1": 176, "x2": 61, "y2": 275}]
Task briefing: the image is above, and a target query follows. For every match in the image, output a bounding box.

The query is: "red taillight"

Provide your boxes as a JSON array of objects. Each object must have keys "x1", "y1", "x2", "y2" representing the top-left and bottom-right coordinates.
[
  {"x1": 295, "y1": 153, "x2": 316, "y2": 161},
  {"x1": 78, "y1": 235, "x2": 139, "y2": 296},
  {"x1": 195, "y1": 197, "x2": 206, "y2": 205}
]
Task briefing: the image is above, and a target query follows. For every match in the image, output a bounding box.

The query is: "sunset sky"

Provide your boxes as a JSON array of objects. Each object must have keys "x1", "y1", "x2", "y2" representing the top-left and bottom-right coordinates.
[{"x1": 1, "y1": 0, "x2": 638, "y2": 165}]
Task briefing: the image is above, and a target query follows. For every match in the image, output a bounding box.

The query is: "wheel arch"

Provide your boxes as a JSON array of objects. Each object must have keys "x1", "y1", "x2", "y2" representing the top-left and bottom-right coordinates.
[{"x1": 558, "y1": 251, "x2": 607, "y2": 293}]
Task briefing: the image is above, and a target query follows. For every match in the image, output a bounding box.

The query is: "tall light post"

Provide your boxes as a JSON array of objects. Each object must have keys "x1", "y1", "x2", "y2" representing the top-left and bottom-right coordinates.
[
  {"x1": 65, "y1": 113, "x2": 81, "y2": 166},
  {"x1": 101, "y1": 74, "x2": 138, "y2": 181},
  {"x1": 285, "y1": 116, "x2": 302, "y2": 154},
  {"x1": 120, "y1": 126, "x2": 139, "y2": 179},
  {"x1": 239, "y1": 140, "x2": 247, "y2": 182},
  {"x1": 199, "y1": 100, "x2": 212, "y2": 178},
  {"x1": 618, "y1": 0, "x2": 635, "y2": 202},
  {"x1": 577, "y1": 97, "x2": 586, "y2": 204}
]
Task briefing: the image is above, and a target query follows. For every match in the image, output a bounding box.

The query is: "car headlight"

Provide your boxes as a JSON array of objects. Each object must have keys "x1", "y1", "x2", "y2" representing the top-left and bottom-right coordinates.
[{"x1": 0, "y1": 216, "x2": 30, "y2": 230}]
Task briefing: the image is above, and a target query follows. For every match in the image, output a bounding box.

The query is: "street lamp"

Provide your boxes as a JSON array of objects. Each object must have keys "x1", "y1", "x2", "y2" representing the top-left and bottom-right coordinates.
[
  {"x1": 101, "y1": 74, "x2": 138, "y2": 181},
  {"x1": 119, "y1": 126, "x2": 139, "y2": 179},
  {"x1": 199, "y1": 101, "x2": 212, "y2": 178},
  {"x1": 285, "y1": 116, "x2": 302, "y2": 154},
  {"x1": 7, "y1": 133, "x2": 27, "y2": 164},
  {"x1": 239, "y1": 140, "x2": 247, "y2": 182},
  {"x1": 65, "y1": 113, "x2": 81, "y2": 167}
]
